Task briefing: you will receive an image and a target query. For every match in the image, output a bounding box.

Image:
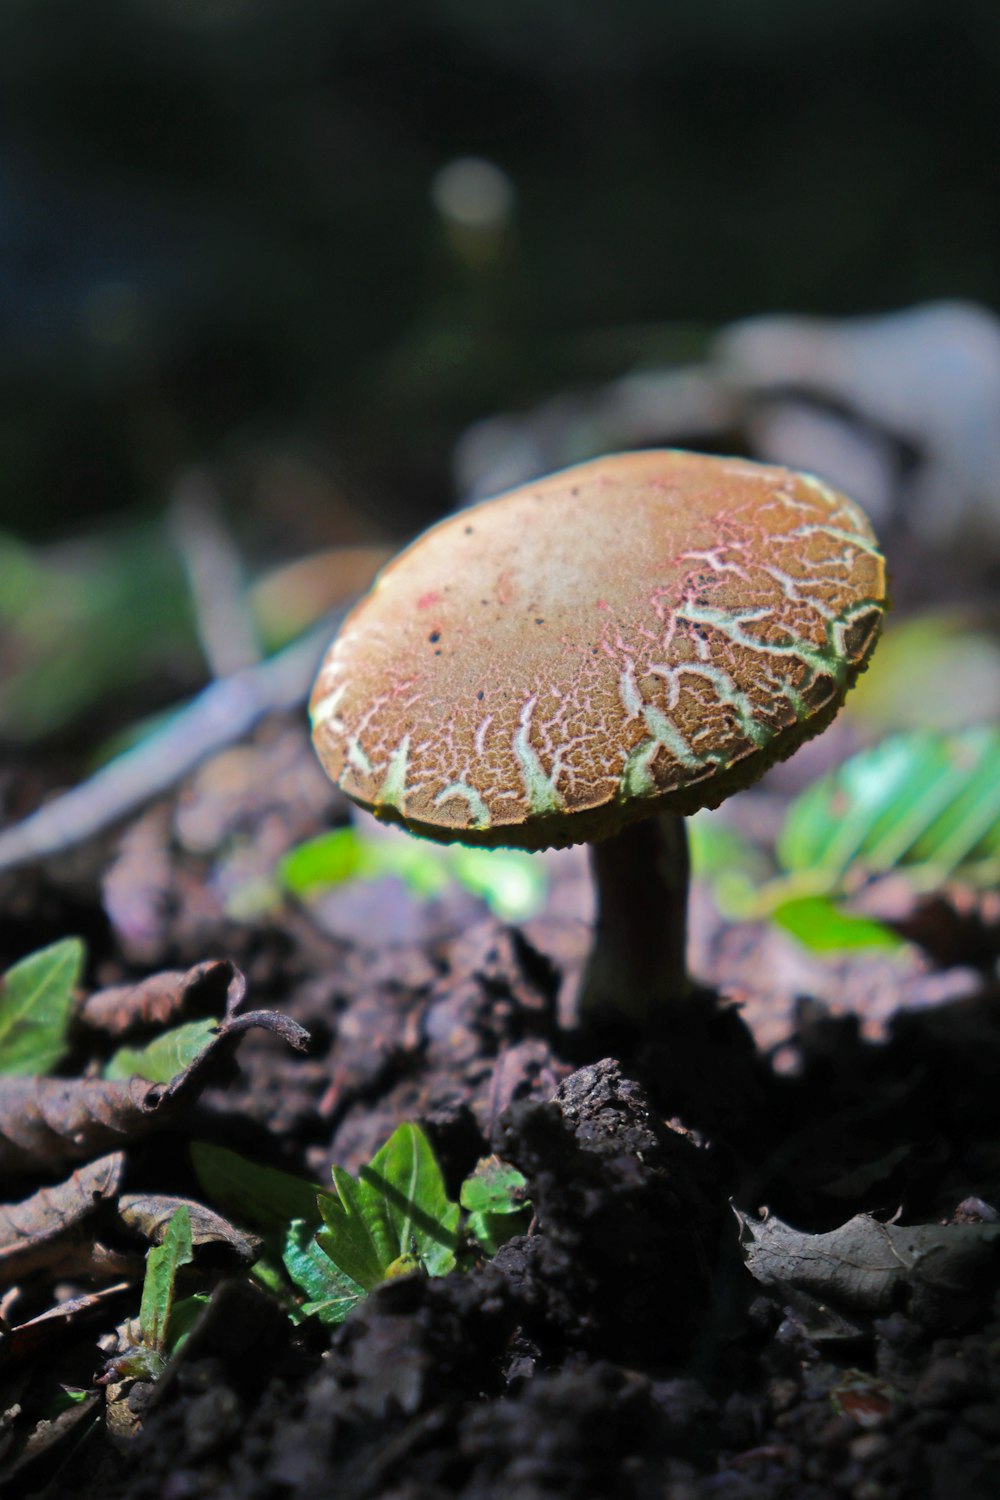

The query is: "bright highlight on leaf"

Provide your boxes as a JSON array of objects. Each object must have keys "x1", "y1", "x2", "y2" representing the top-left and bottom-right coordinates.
[
  {"x1": 279, "y1": 825, "x2": 546, "y2": 921},
  {"x1": 779, "y1": 727, "x2": 1000, "y2": 891},
  {"x1": 0, "y1": 937, "x2": 85, "y2": 1077},
  {"x1": 771, "y1": 896, "x2": 904, "y2": 954},
  {"x1": 693, "y1": 728, "x2": 999, "y2": 956}
]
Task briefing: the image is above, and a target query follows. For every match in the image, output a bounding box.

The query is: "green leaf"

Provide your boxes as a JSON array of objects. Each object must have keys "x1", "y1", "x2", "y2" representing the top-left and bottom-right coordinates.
[
  {"x1": 448, "y1": 848, "x2": 546, "y2": 921},
  {"x1": 778, "y1": 728, "x2": 1000, "y2": 891},
  {"x1": 103, "y1": 1017, "x2": 217, "y2": 1082},
  {"x1": 282, "y1": 1220, "x2": 365, "y2": 1324},
  {"x1": 687, "y1": 811, "x2": 773, "y2": 918},
  {"x1": 362, "y1": 1121, "x2": 461, "y2": 1277},
  {"x1": 846, "y1": 612, "x2": 1000, "y2": 735},
  {"x1": 460, "y1": 1157, "x2": 529, "y2": 1216},
  {"x1": 771, "y1": 896, "x2": 904, "y2": 954},
  {"x1": 315, "y1": 1123, "x2": 461, "y2": 1298},
  {"x1": 317, "y1": 1165, "x2": 397, "y2": 1290},
  {"x1": 279, "y1": 827, "x2": 449, "y2": 900},
  {"x1": 139, "y1": 1205, "x2": 194, "y2": 1355},
  {"x1": 167, "y1": 1293, "x2": 211, "y2": 1354},
  {"x1": 190, "y1": 1142, "x2": 334, "y2": 1235},
  {"x1": 465, "y1": 1207, "x2": 532, "y2": 1256},
  {"x1": 461, "y1": 1157, "x2": 531, "y2": 1256},
  {"x1": 279, "y1": 826, "x2": 546, "y2": 921},
  {"x1": 0, "y1": 937, "x2": 85, "y2": 1076},
  {"x1": 47, "y1": 1388, "x2": 93, "y2": 1415},
  {"x1": 0, "y1": 522, "x2": 197, "y2": 745},
  {"x1": 279, "y1": 827, "x2": 371, "y2": 893}
]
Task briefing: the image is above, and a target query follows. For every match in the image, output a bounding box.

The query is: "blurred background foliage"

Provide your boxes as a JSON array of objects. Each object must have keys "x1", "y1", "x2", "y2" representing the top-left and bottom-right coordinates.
[{"x1": 1, "y1": 0, "x2": 998, "y2": 805}]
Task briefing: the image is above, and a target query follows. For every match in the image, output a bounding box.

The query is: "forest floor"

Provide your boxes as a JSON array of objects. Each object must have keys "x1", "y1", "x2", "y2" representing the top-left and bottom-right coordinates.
[{"x1": 2, "y1": 716, "x2": 999, "y2": 1500}]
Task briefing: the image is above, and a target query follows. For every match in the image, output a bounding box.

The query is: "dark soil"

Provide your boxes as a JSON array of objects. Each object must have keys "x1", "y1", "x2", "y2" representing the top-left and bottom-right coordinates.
[{"x1": 2, "y1": 720, "x2": 999, "y2": 1500}]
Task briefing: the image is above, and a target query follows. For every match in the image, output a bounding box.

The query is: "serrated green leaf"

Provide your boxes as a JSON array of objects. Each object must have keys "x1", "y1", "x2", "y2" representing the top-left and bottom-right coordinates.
[
  {"x1": 103, "y1": 1017, "x2": 217, "y2": 1082},
  {"x1": 778, "y1": 729, "x2": 1000, "y2": 892},
  {"x1": 190, "y1": 1142, "x2": 334, "y2": 1234},
  {"x1": 460, "y1": 1157, "x2": 529, "y2": 1216},
  {"x1": 362, "y1": 1122, "x2": 461, "y2": 1277},
  {"x1": 771, "y1": 896, "x2": 904, "y2": 954},
  {"x1": 139, "y1": 1205, "x2": 193, "y2": 1354},
  {"x1": 282, "y1": 1219, "x2": 365, "y2": 1324},
  {"x1": 314, "y1": 1123, "x2": 460, "y2": 1300},
  {"x1": 0, "y1": 937, "x2": 85, "y2": 1076}
]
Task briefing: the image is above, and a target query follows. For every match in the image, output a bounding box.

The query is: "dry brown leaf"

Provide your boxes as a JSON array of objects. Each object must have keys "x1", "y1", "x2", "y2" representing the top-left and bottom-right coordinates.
[
  {"x1": 118, "y1": 1193, "x2": 260, "y2": 1264},
  {"x1": 0, "y1": 1153, "x2": 128, "y2": 1284},
  {"x1": 0, "y1": 974, "x2": 309, "y2": 1177},
  {"x1": 0, "y1": 1389, "x2": 100, "y2": 1485},
  {"x1": 0, "y1": 1283, "x2": 132, "y2": 1365},
  {"x1": 77, "y1": 959, "x2": 236, "y2": 1039},
  {"x1": 737, "y1": 1208, "x2": 1000, "y2": 1313}
]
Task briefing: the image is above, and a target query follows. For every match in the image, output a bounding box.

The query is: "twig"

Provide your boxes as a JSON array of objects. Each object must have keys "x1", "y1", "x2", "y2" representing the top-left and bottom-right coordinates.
[
  {"x1": 0, "y1": 611, "x2": 346, "y2": 875},
  {"x1": 168, "y1": 470, "x2": 262, "y2": 677}
]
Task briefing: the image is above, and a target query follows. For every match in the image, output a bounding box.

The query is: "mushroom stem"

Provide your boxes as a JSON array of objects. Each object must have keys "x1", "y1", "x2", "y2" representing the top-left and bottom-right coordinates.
[{"x1": 578, "y1": 813, "x2": 691, "y2": 1028}]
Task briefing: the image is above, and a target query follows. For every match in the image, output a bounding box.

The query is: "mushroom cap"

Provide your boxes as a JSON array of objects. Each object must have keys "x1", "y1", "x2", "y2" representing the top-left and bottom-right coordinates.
[{"x1": 310, "y1": 450, "x2": 887, "y2": 850}]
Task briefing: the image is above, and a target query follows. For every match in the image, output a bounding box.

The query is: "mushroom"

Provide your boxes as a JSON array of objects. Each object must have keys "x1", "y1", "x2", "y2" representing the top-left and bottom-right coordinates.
[{"x1": 309, "y1": 450, "x2": 887, "y2": 1029}]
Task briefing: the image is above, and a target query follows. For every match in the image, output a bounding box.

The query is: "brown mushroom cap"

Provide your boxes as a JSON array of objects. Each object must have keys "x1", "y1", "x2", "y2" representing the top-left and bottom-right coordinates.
[{"x1": 310, "y1": 450, "x2": 887, "y2": 850}]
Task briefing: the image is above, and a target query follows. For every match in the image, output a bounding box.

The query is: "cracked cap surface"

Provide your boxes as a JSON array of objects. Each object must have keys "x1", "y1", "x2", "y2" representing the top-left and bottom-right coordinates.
[{"x1": 310, "y1": 450, "x2": 887, "y2": 849}]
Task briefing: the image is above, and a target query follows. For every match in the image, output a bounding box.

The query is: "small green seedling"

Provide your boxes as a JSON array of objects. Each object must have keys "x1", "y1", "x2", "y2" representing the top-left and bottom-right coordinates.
[
  {"x1": 106, "y1": 1206, "x2": 208, "y2": 1383},
  {"x1": 193, "y1": 1129, "x2": 531, "y2": 1327},
  {"x1": 461, "y1": 1156, "x2": 531, "y2": 1256},
  {"x1": 283, "y1": 1123, "x2": 461, "y2": 1324},
  {"x1": 0, "y1": 937, "x2": 84, "y2": 1076}
]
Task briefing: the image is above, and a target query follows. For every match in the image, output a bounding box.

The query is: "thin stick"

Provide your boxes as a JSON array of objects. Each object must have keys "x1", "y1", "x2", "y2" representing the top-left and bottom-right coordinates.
[
  {"x1": 168, "y1": 470, "x2": 262, "y2": 677},
  {"x1": 0, "y1": 612, "x2": 347, "y2": 875}
]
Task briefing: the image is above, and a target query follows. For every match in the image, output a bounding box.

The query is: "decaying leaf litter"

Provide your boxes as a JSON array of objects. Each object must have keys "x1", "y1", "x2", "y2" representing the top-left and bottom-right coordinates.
[{"x1": 2, "y1": 339, "x2": 1000, "y2": 1497}]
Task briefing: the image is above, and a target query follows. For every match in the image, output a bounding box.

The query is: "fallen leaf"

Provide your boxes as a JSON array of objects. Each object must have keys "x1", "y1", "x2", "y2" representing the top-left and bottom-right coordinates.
[
  {"x1": 0, "y1": 1389, "x2": 100, "y2": 1487},
  {"x1": 0, "y1": 975, "x2": 309, "y2": 1177},
  {"x1": 737, "y1": 1208, "x2": 1000, "y2": 1313},
  {"x1": 77, "y1": 959, "x2": 235, "y2": 1038},
  {"x1": 118, "y1": 1193, "x2": 260, "y2": 1264},
  {"x1": 0, "y1": 1284, "x2": 132, "y2": 1366},
  {"x1": 0, "y1": 1152, "x2": 126, "y2": 1283},
  {"x1": 831, "y1": 1371, "x2": 896, "y2": 1427}
]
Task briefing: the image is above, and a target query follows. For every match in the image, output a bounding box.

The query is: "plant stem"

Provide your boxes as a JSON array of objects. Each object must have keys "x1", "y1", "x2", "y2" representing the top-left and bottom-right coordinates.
[{"x1": 578, "y1": 813, "x2": 691, "y2": 1028}]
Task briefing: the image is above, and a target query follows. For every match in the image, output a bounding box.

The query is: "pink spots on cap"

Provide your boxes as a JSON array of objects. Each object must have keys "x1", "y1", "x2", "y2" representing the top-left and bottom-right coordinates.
[
  {"x1": 596, "y1": 598, "x2": 610, "y2": 611},
  {"x1": 416, "y1": 590, "x2": 442, "y2": 610},
  {"x1": 495, "y1": 570, "x2": 515, "y2": 606}
]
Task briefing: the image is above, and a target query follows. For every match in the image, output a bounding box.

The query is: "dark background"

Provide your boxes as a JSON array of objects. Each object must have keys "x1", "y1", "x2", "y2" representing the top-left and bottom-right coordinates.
[{"x1": 3, "y1": 0, "x2": 999, "y2": 541}]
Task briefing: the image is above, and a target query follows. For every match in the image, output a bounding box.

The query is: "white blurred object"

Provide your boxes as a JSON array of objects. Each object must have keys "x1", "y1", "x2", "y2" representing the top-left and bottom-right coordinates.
[
  {"x1": 431, "y1": 157, "x2": 515, "y2": 232},
  {"x1": 715, "y1": 301, "x2": 1000, "y2": 545}
]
